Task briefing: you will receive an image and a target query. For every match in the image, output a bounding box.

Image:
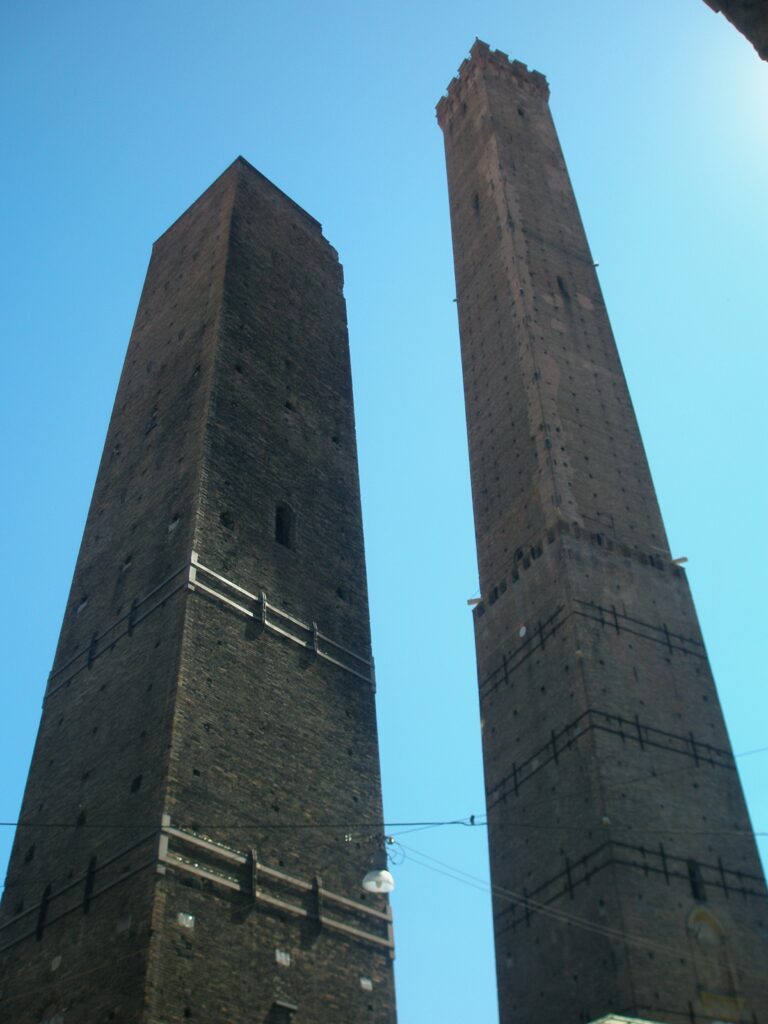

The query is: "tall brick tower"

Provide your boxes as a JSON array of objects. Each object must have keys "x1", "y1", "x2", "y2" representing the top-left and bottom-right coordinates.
[
  {"x1": 437, "y1": 41, "x2": 768, "y2": 1024},
  {"x1": 0, "y1": 158, "x2": 396, "y2": 1024}
]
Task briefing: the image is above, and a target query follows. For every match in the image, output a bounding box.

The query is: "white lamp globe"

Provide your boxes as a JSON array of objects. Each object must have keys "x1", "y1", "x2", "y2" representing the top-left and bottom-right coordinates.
[{"x1": 362, "y1": 867, "x2": 395, "y2": 894}]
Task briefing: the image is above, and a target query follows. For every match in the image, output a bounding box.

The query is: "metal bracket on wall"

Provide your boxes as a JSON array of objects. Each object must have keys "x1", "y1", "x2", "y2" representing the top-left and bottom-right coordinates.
[
  {"x1": 187, "y1": 551, "x2": 375, "y2": 687},
  {"x1": 44, "y1": 551, "x2": 375, "y2": 701},
  {"x1": 0, "y1": 821, "x2": 395, "y2": 960},
  {"x1": 0, "y1": 829, "x2": 159, "y2": 954},
  {"x1": 46, "y1": 563, "x2": 190, "y2": 700},
  {"x1": 158, "y1": 821, "x2": 394, "y2": 957}
]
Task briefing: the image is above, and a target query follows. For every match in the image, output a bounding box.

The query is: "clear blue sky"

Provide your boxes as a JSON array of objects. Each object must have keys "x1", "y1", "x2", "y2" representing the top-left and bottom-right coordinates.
[{"x1": 1, "y1": 2, "x2": 766, "y2": 1021}]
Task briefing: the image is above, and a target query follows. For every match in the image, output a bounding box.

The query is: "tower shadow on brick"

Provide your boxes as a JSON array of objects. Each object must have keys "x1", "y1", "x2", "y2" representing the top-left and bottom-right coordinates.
[
  {"x1": 0, "y1": 158, "x2": 397, "y2": 1024},
  {"x1": 437, "y1": 40, "x2": 768, "y2": 1024}
]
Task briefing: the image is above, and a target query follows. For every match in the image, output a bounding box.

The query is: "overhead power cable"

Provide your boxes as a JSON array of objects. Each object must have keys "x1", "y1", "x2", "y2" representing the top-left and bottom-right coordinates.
[
  {"x1": 5, "y1": 739, "x2": 765, "y2": 837},
  {"x1": 1, "y1": 817, "x2": 766, "y2": 840},
  {"x1": 398, "y1": 841, "x2": 768, "y2": 992},
  {"x1": 489, "y1": 740, "x2": 768, "y2": 816},
  {"x1": 0, "y1": 817, "x2": 475, "y2": 831}
]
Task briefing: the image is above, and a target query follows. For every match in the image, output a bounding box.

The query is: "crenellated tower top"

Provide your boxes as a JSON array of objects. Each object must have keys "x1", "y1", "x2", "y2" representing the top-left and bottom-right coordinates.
[{"x1": 435, "y1": 38, "x2": 549, "y2": 129}]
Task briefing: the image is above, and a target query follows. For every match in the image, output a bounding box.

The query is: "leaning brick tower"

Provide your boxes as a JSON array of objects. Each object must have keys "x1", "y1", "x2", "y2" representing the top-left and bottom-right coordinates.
[
  {"x1": 0, "y1": 158, "x2": 396, "y2": 1024},
  {"x1": 437, "y1": 41, "x2": 768, "y2": 1024}
]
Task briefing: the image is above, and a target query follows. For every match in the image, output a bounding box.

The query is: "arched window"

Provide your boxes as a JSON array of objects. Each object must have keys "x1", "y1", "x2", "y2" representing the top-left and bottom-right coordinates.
[{"x1": 687, "y1": 907, "x2": 736, "y2": 998}]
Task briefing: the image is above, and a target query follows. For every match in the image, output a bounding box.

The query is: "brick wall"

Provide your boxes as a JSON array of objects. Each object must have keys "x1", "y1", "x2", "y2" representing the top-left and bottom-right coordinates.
[
  {"x1": 438, "y1": 41, "x2": 768, "y2": 1024},
  {"x1": 0, "y1": 159, "x2": 396, "y2": 1024}
]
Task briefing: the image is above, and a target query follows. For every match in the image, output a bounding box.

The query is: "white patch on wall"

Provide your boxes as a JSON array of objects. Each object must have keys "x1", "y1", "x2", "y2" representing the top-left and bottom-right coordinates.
[
  {"x1": 50, "y1": 955, "x2": 62, "y2": 972},
  {"x1": 359, "y1": 977, "x2": 373, "y2": 992},
  {"x1": 176, "y1": 912, "x2": 195, "y2": 929},
  {"x1": 275, "y1": 948, "x2": 292, "y2": 967}
]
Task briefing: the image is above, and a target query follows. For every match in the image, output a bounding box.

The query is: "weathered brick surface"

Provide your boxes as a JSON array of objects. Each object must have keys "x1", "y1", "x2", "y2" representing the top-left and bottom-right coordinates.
[
  {"x1": 0, "y1": 159, "x2": 396, "y2": 1023},
  {"x1": 438, "y1": 40, "x2": 768, "y2": 1024}
]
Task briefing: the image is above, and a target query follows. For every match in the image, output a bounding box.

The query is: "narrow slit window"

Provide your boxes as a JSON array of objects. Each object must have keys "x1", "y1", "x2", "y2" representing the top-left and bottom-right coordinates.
[
  {"x1": 36, "y1": 884, "x2": 51, "y2": 941},
  {"x1": 275, "y1": 505, "x2": 295, "y2": 549},
  {"x1": 687, "y1": 859, "x2": 706, "y2": 902}
]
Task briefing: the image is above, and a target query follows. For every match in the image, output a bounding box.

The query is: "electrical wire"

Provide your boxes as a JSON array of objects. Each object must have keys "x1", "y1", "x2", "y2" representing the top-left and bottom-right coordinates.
[
  {"x1": 391, "y1": 740, "x2": 768, "y2": 837},
  {"x1": 397, "y1": 841, "x2": 768, "y2": 991},
  {"x1": 488, "y1": 738, "x2": 768, "y2": 815},
  {"x1": 1, "y1": 817, "x2": 765, "y2": 840},
  {"x1": 0, "y1": 817, "x2": 478, "y2": 831},
  {"x1": 488, "y1": 823, "x2": 768, "y2": 838},
  {"x1": 4, "y1": 739, "x2": 765, "y2": 837},
  {"x1": 2, "y1": 739, "x2": 766, "y2": 899}
]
